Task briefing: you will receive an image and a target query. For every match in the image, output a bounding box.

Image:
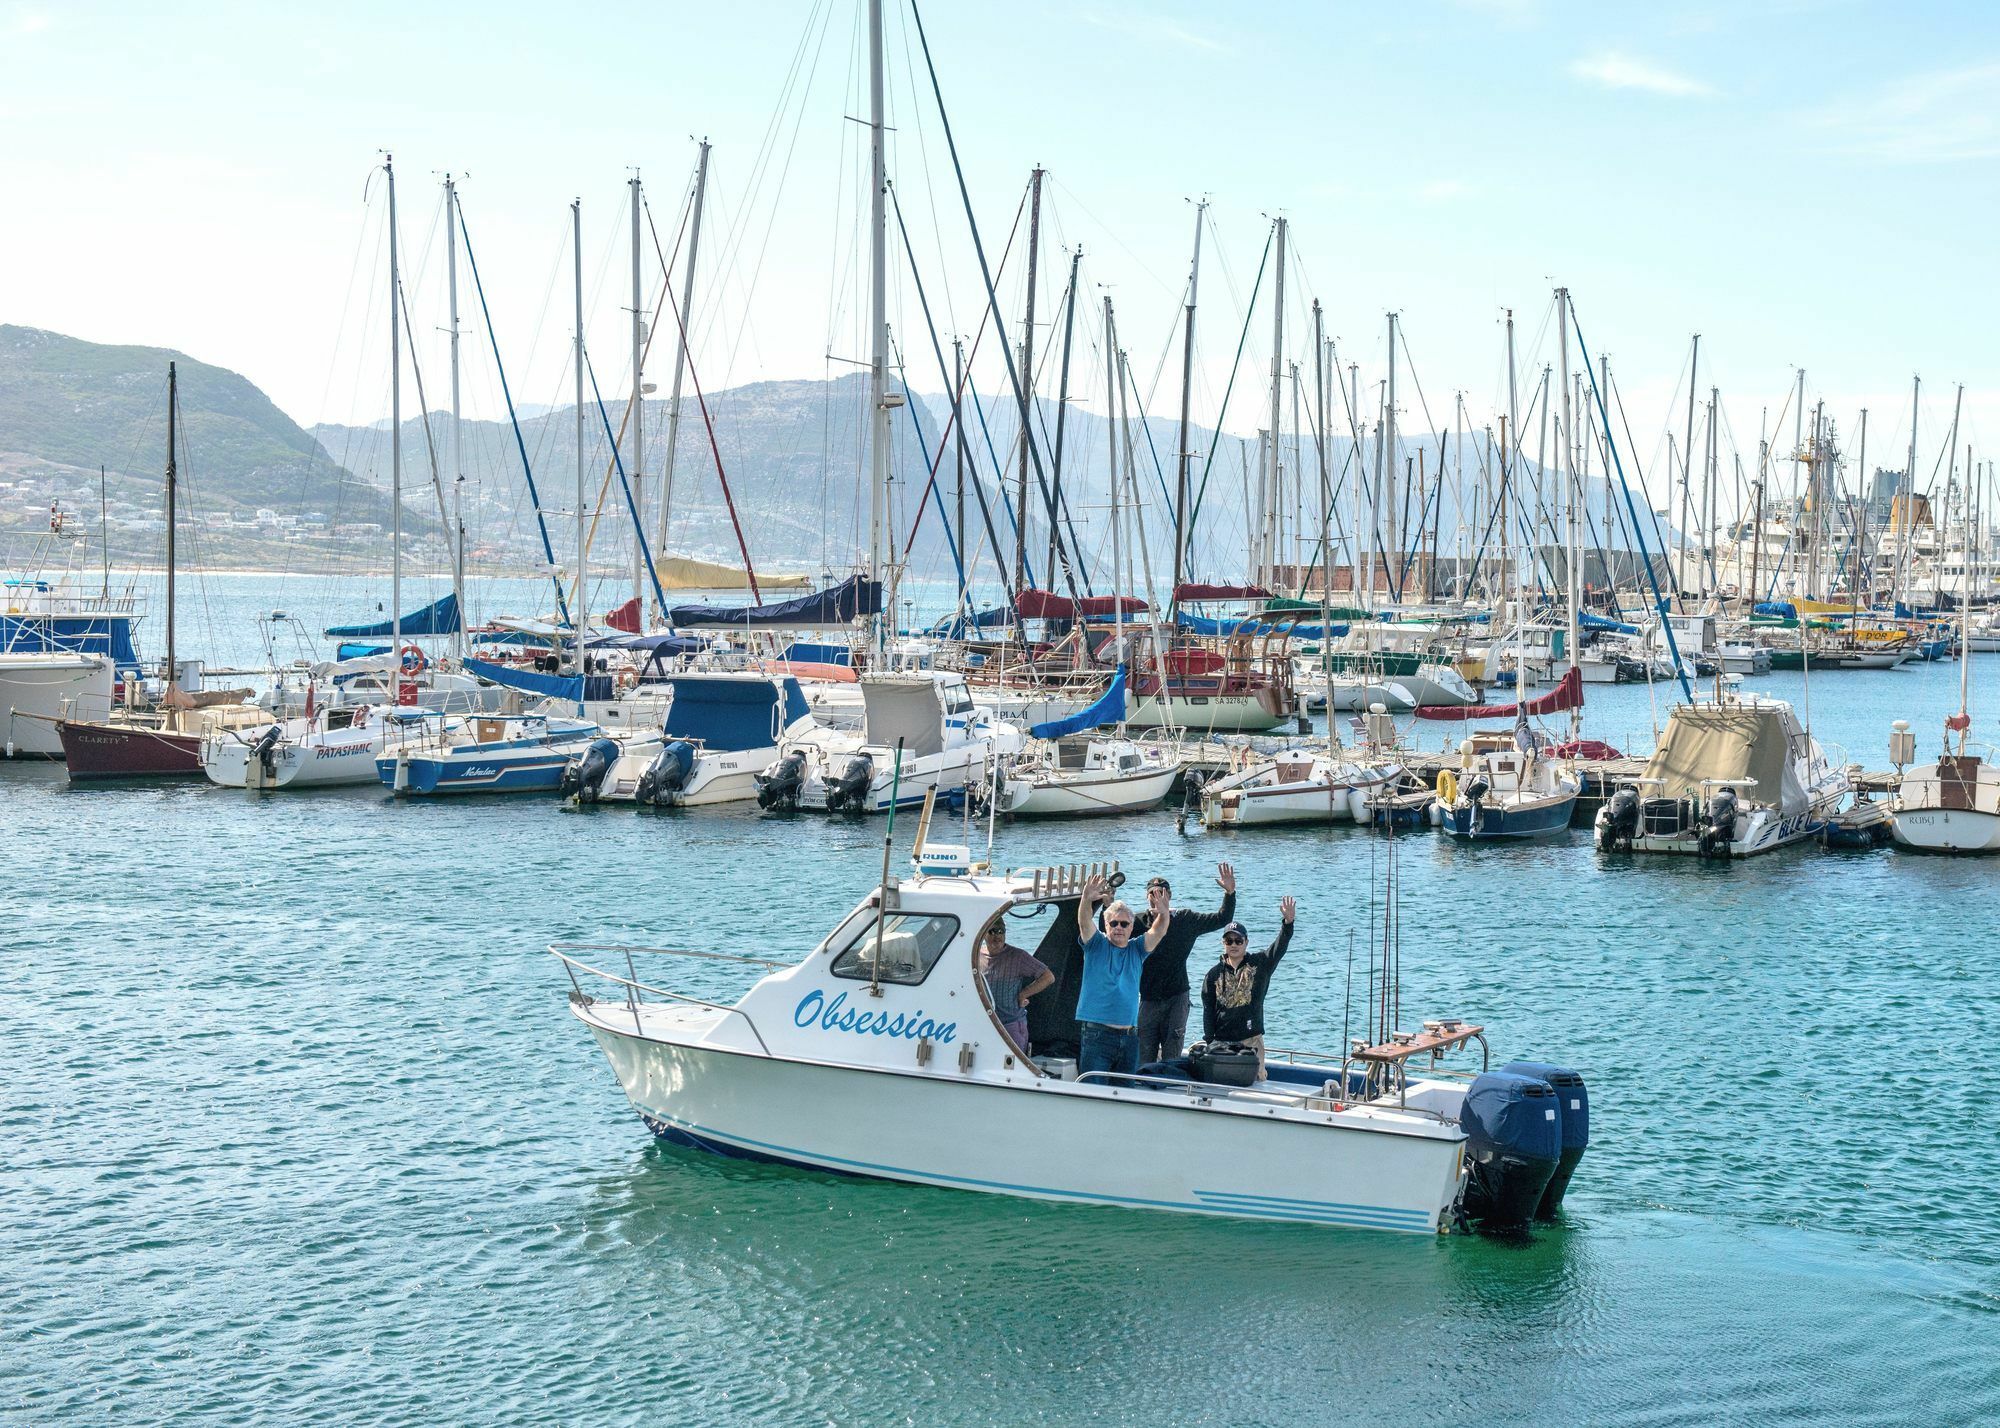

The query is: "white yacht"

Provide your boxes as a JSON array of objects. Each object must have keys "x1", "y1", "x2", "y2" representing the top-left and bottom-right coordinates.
[
  {"x1": 575, "y1": 673, "x2": 817, "y2": 807},
  {"x1": 795, "y1": 673, "x2": 1025, "y2": 814}
]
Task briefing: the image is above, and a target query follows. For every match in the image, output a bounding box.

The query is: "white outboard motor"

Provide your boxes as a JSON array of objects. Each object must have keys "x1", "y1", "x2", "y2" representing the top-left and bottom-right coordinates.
[{"x1": 561, "y1": 737, "x2": 621, "y2": 804}]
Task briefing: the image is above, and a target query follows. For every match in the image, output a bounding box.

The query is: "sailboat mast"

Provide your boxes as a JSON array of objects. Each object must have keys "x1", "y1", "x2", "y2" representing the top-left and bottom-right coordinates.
[
  {"x1": 164, "y1": 362, "x2": 177, "y2": 692},
  {"x1": 1900, "y1": 374, "x2": 1920, "y2": 611},
  {"x1": 1012, "y1": 166, "x2": 1044, "y2": 597},
  {"x1": 1173, "y1": 200, "x2": 1205, "y2": 604},
  {"x1": 1384, "y1": 312, "x2": 1398, "y2": 598},
  {"x1": 630, "y1": 172, "x2": 647, "y2": 614},
  {"x1": 445, "y1": 175, "x2": 466, "y2": 664},
  {"x1": 954, "y1": 337, "x2": 968, "y2": 627},
  {"x1": 1679, "y1": 334, "x2": 1699, "y2": 606},
  {"x1": 867, "y1": 0, "x2": 890, "y2": 660},
  {"x1": 387, "y1": 153, "x2": 404, "y2": 699},
  {"x1": 573, "y1": 197, "x2": 587, "y2": 704},
  {"x1": 1558, "y1": 287, "x2": 1579, "y2": 733},
  {"x1": 659, "y1": 139, "x2": 710, "y2": 564},
  {"x1": 1264, "y1": 217, "x2": 1286, "y2": 590},
  {"x1": 1103, "y1": 294, "x2": 1124, "y2": 723}
]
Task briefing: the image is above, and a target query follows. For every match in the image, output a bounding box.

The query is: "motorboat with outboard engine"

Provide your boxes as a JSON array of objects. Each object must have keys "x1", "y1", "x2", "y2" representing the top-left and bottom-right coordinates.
[
  {"x1": 554, "y1": 857, "x2": 1591, "y2": 1234},
  {"x1": 379, "y1": 712, "x2": 610, "y2": 795},
  {"x1": 572, "y1": 673, "x2": 817, "y2": 807},
  {"x1": 1435, "y1": 729, "x2": 1581, "y2": 840},
  {"x1": 1594, "y1": 690, "x2": 1848, "y2": 857},
  {"x1": 791, "y1": 673, "x2": 1024, "y2": 815}
]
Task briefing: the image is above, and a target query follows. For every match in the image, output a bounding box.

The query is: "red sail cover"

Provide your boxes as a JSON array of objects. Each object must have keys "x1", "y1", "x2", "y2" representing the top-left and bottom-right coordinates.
[
  {"x1": 605, "y1": 597, "x2": 642, "y2": 633},
  {"x1": 1015, "y1": 588, "x2": 1149, "y2": 619},
  {"x1": 1173, "y1": 582, "x2": 1271, "y2": 602},
  {"x1": 1416, "y1": 666, "x2": 1584, "y2": 721}
]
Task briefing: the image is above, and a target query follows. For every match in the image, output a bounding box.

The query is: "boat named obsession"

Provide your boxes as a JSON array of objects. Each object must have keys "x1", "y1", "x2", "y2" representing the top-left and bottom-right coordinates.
[{"x1": 555, "y1": 857, "x2": 1592, "y2": 1235}]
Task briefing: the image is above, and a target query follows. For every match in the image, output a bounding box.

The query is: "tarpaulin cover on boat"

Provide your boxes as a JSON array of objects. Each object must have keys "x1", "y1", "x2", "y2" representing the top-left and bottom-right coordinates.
[
  {"x1": 463, "y1": 656, "x2": 613, "y2": 705},
  {"x1": 663, "y1": 675, "x2": 810, "y2": 749},
  {"x1": 1176, "y1": 611, "x2": 1347, "y2": 640},
  {"x1": 782, "y1": 641, "x2": 852, "y2": 666},
  {"x1": 1015, "y1": 588, "x2": 1149, "y2": 619},
  {"x1": 1173, "y1": 582, "x2": 1271, "y2": 602},
  {"x1": 1640, "y1": 702, "x2": 1808, "y2": 813},
  {"x1": 325, "y1": 592, "x2": 462, "y2": 638},
  {"x1": 1264, "y1": 596, "x2": 1372, "y2": 621},
  {"x1": 1416, "y1": 666, "x2": 1584, "y2": 721},
  {"x1": 653, "y1": 554, "x2": 813, "y2": 592},
  {"x1": 668, "y1": 575, "x2": 881, "y2": 629},
  {"x1": 1028, "y1": 666, "x2": 1127, "y2": 739},
  {"x1": 1580, "y1": 612, "x2": 1640, "y2": 635},
  {"x1": 605, "y1": 597, "x2": 641, "y2": 633},
  {"x1": 859, "y1": 678, "x2": 945, "y2": 756},
  {"x1": 336, "y1": 643, "x2": 391, "y2": 661}
]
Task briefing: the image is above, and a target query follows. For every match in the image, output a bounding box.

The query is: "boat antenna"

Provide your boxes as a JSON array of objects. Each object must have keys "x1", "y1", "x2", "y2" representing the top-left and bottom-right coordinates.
[
  {"x1": 984, "y1": 754, "x2": 1001, "y2": 868},
  {"x1": 869, "y1": 735, "x2": 907, "y2": 999},
  {"x1": 1342, "y1": 929, "x2": 1355, "y2": 1055}
]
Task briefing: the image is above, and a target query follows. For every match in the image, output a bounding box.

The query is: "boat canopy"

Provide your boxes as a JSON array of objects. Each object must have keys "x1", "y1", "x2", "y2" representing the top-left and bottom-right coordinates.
[
  {"x1": 1015, "y1": 588, "x2": 1149, "y2": 620},
  {"x1": 860, "y1": 678, "x2": 946, "y2": 757},
  {"x1": 668, "y1": 574, "x2": 881, "y2": 630},
  {"x1": 654, "y1": 554, "x2": 813, "y2": 592},
  {"x1": 1029, "y1": 667, "x2": 1127, "y2": 739},
  {"x1": 325, "y1": 592, "x2": 462, "y2": 638},
  {"x1": 663, "y1": 675, "x2": 811, "y2": 749},
  {"x1": 1641, "y1": 703, "x2": 1809, "y2": 812}
]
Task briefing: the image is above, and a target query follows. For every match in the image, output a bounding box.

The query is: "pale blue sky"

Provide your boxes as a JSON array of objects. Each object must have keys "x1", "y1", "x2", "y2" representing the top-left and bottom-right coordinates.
[{"x1": 4, "y1": 0, "x2": 1995, "y2": 503}]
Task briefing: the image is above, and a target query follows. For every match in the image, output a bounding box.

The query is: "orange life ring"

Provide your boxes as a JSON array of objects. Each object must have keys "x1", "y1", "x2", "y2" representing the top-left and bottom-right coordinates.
[{"x1": 398, "y1": 644, "x2": 429, "y2": 677}]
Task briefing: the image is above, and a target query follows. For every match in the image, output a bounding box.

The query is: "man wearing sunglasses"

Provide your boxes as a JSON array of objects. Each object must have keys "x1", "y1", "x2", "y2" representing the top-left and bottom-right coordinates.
[
  {"x1": 1073, "y1": 872, "x2": 1152, "y2": 1079},
  {"x1": 1200, "y1": 896, "x2": 1297, "y2": 1078},
  {"x1": 1130, "y1": 863, "x2": 1236, "y2": 1066}
]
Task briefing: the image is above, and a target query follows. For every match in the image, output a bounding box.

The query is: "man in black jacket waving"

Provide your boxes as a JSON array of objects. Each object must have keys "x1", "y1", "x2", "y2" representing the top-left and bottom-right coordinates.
[
  {"x1": 1201, "y1": 896, "x2": 1296, "y2": 1077},
  {"x1": 1132, "y1": 862, "x2": 1235, "y2": 1065}
]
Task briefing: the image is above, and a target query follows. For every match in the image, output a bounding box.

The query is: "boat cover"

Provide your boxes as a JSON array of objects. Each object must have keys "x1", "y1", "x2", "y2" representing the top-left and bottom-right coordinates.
[
  {"x1": 336, "y1": 642, "x2": 391, "y2": 661},
  {"x1": 663, "y1": 675, "x2": 810, "y2": 749},
  {"x1": 1173, "y1": 581, "x2": 1271, "y2": 602},
  {"x1": 668, "y1": 574, "x2": 881, "y2": 629},
  {"x1": 1264, "y1": 597, "x2": 1372, "y2": 620},
  {"x1": 860, "y1": 678, "x2": 944, "y2": 756},
  {"x1": 1641, "y1": 702, "x2": 1809, "y2": 812},
  {"x1": 1177, "y1": 611, "x2": 1347, "y2": 639},
  {"x1": 1015, "y1": 589, "x2": 1149, "y2": 619},
  {"x1": 1416, "y1": 666, "x2": 1583, "y2": 721},
  {"x1": 605, "y1": 597, "x2": 641, "y2": 633},
  {"x1": 463, "y1": 656, "x2": 613, "y2": 705},
  {"x1": 1028, "y1": 667, "x2": 1126, "y2": 739},
  {"x1": 325, "y1": 592, "x2": 461, "y2": 638},
  {"x1": 1580, "y1": 612, "x2": 1640, "y2": 635}
]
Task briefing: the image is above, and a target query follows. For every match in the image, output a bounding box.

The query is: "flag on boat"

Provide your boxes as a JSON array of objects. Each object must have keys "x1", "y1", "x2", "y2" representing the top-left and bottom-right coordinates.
[
  {"x1": 325, "y1": 592, "x2": 462, "y2": 638},
  {"x1": 1416, "y1": 666, "x2": 1583, "y2": 721}
]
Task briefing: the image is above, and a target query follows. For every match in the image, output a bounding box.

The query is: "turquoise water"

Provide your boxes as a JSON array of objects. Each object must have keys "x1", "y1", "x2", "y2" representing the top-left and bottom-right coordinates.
[{"x1": 6, "y1": 576, "x2": 2000, "y2": 1424}]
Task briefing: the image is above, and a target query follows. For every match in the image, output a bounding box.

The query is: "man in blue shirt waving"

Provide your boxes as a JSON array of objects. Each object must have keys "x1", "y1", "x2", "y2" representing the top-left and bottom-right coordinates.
[{"x1": 1074, "y1": 872, "x2": 1153, "y2": 1079}]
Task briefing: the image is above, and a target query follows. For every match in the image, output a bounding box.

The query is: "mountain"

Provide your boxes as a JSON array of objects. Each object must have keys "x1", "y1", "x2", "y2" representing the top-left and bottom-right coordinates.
[{"x1": 0, "y1": 324, "x2": 416, "y2": 569}]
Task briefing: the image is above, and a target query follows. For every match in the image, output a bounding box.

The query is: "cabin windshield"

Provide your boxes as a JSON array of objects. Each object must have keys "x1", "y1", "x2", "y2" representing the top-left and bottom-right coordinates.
[{"x1": 829, "y1": 911, "x2": 959, "y2": 986}]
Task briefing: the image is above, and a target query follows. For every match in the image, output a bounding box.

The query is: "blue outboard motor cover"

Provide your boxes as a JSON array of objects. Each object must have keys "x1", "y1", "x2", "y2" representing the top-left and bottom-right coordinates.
[
  {"x1": 1458, "y1": 1070, "x2": 1561, "y2": 1230},
  {"x1": 1503, "y1": 1061, "x2": 1589, "y2": 1220}
]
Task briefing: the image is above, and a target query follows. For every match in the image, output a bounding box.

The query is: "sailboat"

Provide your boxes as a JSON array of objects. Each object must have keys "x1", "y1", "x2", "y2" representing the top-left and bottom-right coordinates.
[
  {"x1": 995, "y1": 668, "x2": 1179, "y2": 816},
  {"x1": 56, "y1": 363, "x2": 260, "y2": 777}
]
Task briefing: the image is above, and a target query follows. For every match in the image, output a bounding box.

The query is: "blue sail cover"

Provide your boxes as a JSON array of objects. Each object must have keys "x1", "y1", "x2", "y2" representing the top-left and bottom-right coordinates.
[
  {"x1": 1175, "y1": 611, "x2": 1346, "y2": 640},
  {"x1": 1029, "y1": 666, "x2": 1127, "y2": 739},
  {"x1": 668, "y1": 575, "x2": 881, "y2": 630},
  {"x1": 462, "y1": 656, "x2": 612, "y2": 705},
  {"x1": 664, "y1": 676, "x2": 811, "y2": 750},
  {"x1": 1579, "y1": 612, "x2": 1639, "y2": 635},
  {"x1": 326, "y1": 592, "x2": 462, "y2": 638}
]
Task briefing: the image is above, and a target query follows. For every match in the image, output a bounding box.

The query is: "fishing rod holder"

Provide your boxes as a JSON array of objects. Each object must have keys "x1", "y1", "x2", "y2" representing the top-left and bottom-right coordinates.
[{"x1": 1020, "y1": 861, "x2": 1123, "y2": 900}]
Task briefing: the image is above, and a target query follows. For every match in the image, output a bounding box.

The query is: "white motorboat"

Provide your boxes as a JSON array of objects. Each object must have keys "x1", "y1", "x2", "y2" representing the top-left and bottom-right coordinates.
[
  {"x1": 554, "y1": 859, "x2": 1592, "y2": 1234},
  {"x1": 1435, "y1": 730, "x2": 1580, "y2": 840},
  {"x1": 998, "y1": 737, "x2": 1179, "y2": 817},
  {"x1": 1201, "y1": 745, "x2": 1403, "y2": 828},
  {"x1": 1594, "y1": 691, "x2": 1849, "y2": 857},
  {"x1": 0, "y1": 651, "x2": 113, "y2": 758},
  {"x1": 795, "y1": 673, "x2": 1024, "y2": 815},
  {"x1": 575, "y1": 673, "x2": 817, "y2": 807}
]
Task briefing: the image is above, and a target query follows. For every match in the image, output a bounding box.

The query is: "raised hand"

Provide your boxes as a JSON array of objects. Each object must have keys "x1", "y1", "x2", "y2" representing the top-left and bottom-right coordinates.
[
  {"x1": 1279, "y1": 895, "x2": 1296, "y2": 924},
  {"x1": 1082, "y1": 873, "x2": 1108, "y2": 907},
  {"x1": 1217, "y1": 862, "x2": 1236, "y2": 893}
]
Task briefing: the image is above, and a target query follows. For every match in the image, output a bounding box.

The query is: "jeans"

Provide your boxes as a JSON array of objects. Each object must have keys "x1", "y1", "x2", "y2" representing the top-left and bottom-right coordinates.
[
  {"x1": 1078, "y1": 1022, "x2": 1139, "y2": 1080},
  {"x1": 1137, "y1": 992, "x2": 1190, "y2": 1065}
]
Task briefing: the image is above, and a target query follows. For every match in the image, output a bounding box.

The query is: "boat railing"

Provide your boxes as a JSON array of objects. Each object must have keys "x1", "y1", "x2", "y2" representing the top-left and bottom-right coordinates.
[
  {"x1": 1073, "y1": 1063, "x2": 1459, "y2": 1125},
  {"x1": 548, "y1": 942, "x2": 785, "y2": 1054}
]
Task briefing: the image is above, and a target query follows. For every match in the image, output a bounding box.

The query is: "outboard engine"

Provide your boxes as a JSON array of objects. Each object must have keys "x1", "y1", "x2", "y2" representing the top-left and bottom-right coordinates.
[
  {"x1": 754, "y1": 750, "x2": 808, "y2": 811},
  {"x1": 251, "y1": 724, "x2": 283, "y2": 782},
  {"x1": 1457, "y1": 1070, "x2": 1563, "y2": 1231},
  {"x1": 560, "y1": 737, "x2": 621, "y2": 803},
  {"x1": 1698, "y1": 787, "x2": 1740, "y2": 859},
  {"x1": 1500, "y1": 1062, "x2": 1589, "y2": 1220},
  {"x1": 1594, "y1": 786, "x2": 1641, "y2": 851},
  {"x1": 635, "y1": 740, "x2": 696, "y2": 807},
  {"x1": 823, "y1": 752, "x2": 876, "y2": 816},
  {"x1": 1463, "y1": 773, "x2": 1491, "y2": 805}
]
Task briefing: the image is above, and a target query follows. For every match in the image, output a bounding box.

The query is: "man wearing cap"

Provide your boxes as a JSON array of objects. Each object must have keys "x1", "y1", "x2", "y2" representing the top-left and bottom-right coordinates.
[
  {"x1": 1131, "y1": 862, "x2": 1236, "y2": 1066},
  {"x1": 1201, "y1": 896, "x2": 1297, "y2": 1077},
  {"x1": 1073, "y1": 872, "x2": 1152, "y2": 1078}
]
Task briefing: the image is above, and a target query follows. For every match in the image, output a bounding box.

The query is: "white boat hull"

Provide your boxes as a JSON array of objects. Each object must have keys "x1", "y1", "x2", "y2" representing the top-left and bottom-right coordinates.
[
  {"x1": 1203, "y1": 760, "x2": 1403, "y2": 828},
  {"x1": 596, "y1": 748, "x2": 769, "y2": 806},
  {"x1": 0, "y1": 653, "x2": 113, "y2": 758},
  {"x1": 582, "y1": 1016, "x2": 1462, "y2": 1233},
  {"x1": 1891, "y1": 808, "x2": 2000, "y2": 853},
  {"x1": 1128, "y1": 693, "x2": 1290, "y2": 733},
  {"x1": 999, "y1": 764, "x2": 1178, "y2": 817},
  {"x1": 203, "y1": 722, "x2": 392, "y2": 788}
]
